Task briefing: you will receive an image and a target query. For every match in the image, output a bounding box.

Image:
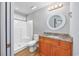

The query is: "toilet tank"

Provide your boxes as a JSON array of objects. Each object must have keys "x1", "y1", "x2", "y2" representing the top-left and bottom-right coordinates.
[{"x1": 34, "y1": 34, "x2": 39, "y2": 41}]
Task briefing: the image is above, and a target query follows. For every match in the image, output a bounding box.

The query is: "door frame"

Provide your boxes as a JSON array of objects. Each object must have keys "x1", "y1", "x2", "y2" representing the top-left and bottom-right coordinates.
[
  {"x1": 10, "y1": 2, "x2": 14, "y2": 56},
  {"x1": 0, "y1": 2, "x2": 14, "y2": 56},
  {"x1": 0, "y1": 2, "x2": 6, "y2": 56}
]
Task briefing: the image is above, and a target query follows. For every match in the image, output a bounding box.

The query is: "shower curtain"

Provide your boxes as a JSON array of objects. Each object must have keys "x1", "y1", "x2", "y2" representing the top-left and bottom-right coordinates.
[{"x1": 14, "y1": 14, "x2": 33, "y2": 52}]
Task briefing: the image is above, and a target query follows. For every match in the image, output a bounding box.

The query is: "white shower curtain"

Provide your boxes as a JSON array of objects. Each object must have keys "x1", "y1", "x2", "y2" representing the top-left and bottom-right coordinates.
[
  {"x1": 14, "y1": 19, "x2": 33, "y2": 52},
  {"x1": 14, "y1": 12, "x2": 33, "y2": 52}
]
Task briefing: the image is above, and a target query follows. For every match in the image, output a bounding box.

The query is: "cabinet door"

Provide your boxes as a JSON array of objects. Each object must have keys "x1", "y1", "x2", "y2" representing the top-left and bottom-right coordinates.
[
  {"x1": 59, "y1": 40, "x2": 72, "y2": 49},
  {"x1": 65, "y1": 49, "x2": 72, "y2": 56},
  {"x1": 45, "y1": 43, "x2": 51, "y2": 56},
  {"x1": 55, "y1": 47, "x2": 66, "y2": 56},
  {"x1": 39, "y1": 41, "x2": 45, "y2": 56},
  {"x1": 59, "y1": 40, "x2": 72, "y2": 56},
  {"x1": 39, "y1": 41, "x2": 51, "y2": 56},
  {"x1": 51, "y1": 45, "x2": 56, "y2": 56},
  {"x1": 54, "y1": 47, "x2": 71, "y2": 56}
]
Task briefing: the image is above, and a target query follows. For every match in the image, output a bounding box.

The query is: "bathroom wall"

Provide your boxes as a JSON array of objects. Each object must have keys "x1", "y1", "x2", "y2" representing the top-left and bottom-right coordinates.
[
  {"x1": 70, "y1": 2, "x2": 79, "y2": 56},
  {"x1": 27, "y1": 2, "x2": 70, "y2": 34},
  {"x1": 0, "y1": 3, "x2": 1, "y2": 56}
]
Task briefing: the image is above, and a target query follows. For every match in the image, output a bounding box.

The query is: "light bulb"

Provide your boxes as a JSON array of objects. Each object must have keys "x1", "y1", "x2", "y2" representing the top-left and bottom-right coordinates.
[
  {"x1": 48, "y1": 6, "x2": 52, "y2": 11},
  {"x1": 51, "y1": 6, "x2": 54, "y2": 10},
  {"x1": 59, "y1": 3, "x2": 63, "y2": 7},
  {"x1": 54, "y1": 4, "x2": 58, "y2": 8}
]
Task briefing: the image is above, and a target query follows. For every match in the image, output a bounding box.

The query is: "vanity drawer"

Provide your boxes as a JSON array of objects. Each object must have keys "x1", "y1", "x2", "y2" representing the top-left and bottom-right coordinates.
[
  {"x1": 44, "y1": 38, "x2": 59, "y2": 46},
  {"x1": 51, "y1": 39, "x2": 59, "y2": 46},
  {"x1": 39, "y1": 36, "x2": 59, "y2": 46},
  {"x1": 59, "y1": 40, "x2": 72, "y2": 49}
]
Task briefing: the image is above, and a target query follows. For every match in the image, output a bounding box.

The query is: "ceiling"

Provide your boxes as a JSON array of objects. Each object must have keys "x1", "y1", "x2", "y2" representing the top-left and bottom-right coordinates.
[{"x1": 14, "y1": 2, "x2": 54, "y2": 16}]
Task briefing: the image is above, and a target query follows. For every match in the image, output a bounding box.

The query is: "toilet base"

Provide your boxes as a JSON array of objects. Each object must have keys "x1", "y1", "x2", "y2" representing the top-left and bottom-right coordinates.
[{"x1": 29, "y1": 46, "x2": 37, "y2": 52}]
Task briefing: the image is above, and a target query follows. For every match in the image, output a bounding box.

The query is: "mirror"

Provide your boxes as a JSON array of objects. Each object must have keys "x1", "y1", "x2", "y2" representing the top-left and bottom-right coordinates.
[{"x1": 47, "y1": 13, "x2": 66, "y2": 30}]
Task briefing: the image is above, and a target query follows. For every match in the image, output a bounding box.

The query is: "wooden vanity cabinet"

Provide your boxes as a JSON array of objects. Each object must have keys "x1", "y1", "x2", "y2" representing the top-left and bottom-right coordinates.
[{"x1": 39, "y1": 36, "x2": 72, "y2": 56}]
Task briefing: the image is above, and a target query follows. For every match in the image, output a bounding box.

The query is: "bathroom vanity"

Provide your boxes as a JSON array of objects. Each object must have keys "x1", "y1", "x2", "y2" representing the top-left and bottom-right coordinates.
[{"x1": 39, "y1": 33, "x2": 73, "y2": 56}]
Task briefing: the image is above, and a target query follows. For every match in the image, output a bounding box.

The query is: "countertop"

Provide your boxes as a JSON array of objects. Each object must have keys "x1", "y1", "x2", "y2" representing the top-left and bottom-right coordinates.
[{"x1": 39, "y1": 33, "x2": 73, "y2": 42}]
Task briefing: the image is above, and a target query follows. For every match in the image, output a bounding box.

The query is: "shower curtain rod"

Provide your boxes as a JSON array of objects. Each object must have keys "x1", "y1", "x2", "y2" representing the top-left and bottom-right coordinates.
[{"x1": 14, "y1": 18, "x2": 27, "y2": 22}]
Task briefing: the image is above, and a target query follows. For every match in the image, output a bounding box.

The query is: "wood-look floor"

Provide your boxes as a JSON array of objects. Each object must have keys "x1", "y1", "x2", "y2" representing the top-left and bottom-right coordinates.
[{"x1": 15, "y1": 48, "x2": 40, "y2": 56}]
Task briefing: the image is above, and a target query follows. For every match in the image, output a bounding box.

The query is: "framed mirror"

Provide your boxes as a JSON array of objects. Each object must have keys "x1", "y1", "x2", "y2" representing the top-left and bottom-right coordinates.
[{"x1": 47, "y1": 13, "x2": 66, "y2": 30}]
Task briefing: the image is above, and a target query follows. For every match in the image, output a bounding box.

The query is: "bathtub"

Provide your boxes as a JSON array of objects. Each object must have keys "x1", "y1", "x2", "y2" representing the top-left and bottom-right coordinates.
[
  {"x1": 14, "y1": 37, "x2": 32, "y2": 54},
  {"x1": 14, "y1": 42, "x2": 27, "y2": 54}
]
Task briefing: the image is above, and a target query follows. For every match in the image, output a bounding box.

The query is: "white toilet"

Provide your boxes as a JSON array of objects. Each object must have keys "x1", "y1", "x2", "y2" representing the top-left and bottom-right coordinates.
[{"x1": 27, "y1": 34, "x2": 39, "y2": 52}]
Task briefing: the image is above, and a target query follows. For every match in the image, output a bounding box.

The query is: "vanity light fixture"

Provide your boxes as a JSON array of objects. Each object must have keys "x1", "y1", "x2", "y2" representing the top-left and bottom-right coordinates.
[
  {"x1": 48, "y1": 4, "x2": 53, "y2": 11},
  {"x1": 48, "y1": 3, "x2": 63, "y2": 11},
  {"x1": 48, "y1": 6, "x2": 54, "y2": 11}
]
